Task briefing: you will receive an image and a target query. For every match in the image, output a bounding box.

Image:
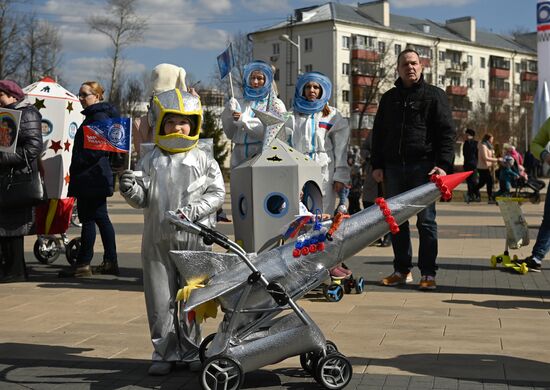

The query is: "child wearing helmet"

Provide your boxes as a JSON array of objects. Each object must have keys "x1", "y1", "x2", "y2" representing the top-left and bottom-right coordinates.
[
  {"x1": 494, "y1": 154, "x2": 520, "y2": 197},
  {"x1": 119, "y1": 89, "x2": 225, "y2": 376}
]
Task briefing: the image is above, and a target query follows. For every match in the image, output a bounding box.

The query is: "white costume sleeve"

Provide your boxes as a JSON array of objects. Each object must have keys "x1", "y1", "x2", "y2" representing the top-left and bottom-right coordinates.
[
  {"x1": 221, "y1": 98, "x2": 241, "y2": 141},
  {"x1": 327, "y1": 111, "x2": 351, "y2": 185}
]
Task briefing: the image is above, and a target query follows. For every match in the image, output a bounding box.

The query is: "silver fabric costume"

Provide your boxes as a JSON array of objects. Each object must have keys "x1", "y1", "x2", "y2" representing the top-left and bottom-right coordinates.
[{"x1": 121, "y1": 142, "x2": 225, "y2": 362}]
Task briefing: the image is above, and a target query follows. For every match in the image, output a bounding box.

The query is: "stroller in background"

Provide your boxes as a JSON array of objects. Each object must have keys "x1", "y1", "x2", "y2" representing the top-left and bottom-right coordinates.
[
  {"x1": 168, "y1": 214, "x2": 353, "y2": 390},
  {"x1": 511, "y1": 176, "x2": 545, "y2": 204},
  {"x1": 33, "y1": 198, "x2": 81, "y2": 265}
]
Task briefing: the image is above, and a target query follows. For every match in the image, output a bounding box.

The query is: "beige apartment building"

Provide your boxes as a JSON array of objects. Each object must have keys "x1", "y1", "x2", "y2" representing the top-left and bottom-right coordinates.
[{"x1": 249, "y1": 0, "x2": 537, "y2": 150}]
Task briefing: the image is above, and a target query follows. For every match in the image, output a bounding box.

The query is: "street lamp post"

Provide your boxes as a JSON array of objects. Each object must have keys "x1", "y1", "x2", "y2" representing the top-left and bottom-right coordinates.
[{"x1": 279, "y1": 34, "x2": 301, "y2": 76}]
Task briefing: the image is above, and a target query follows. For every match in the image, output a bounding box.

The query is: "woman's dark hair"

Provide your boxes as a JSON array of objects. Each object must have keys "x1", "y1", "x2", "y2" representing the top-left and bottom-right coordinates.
[{"x1": 482, "y1": 133, "x2": 493, "y2": 142}]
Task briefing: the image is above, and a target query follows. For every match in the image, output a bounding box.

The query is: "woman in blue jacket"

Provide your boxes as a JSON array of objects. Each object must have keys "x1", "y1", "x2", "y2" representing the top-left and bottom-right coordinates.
[{"x1": 60, "y1": 81, "x2": 119, "y2": 278}]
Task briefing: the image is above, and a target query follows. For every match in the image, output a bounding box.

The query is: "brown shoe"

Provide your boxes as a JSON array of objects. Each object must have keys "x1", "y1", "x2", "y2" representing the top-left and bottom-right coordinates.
[
  {"x1": 418, "y1": 275, "x2": 436, "y2": 290},
  {"x1": 93, "y1": 261, "x2": 120, "y2": 276},
  {"x1": 381, "y1": 271, "x2": 413, "y2": 286},
  {"x1": 58, "y1": 265, "x2": 92, "y2": 278}
]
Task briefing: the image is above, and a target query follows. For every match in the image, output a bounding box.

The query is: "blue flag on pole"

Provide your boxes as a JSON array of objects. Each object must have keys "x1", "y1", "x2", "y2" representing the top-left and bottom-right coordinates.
[
  {"x1": 217, "y1": 44, "x2": 235, "y2": 79},
  {"x1": 83, "y1": 117, "x2": 131, "y2": 153}
]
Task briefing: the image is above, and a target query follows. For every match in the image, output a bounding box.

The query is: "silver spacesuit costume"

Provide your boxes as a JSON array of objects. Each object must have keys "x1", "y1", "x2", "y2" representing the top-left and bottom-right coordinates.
[{"x1": 120, "y1": 89, "x2": 225, "y2": 362}]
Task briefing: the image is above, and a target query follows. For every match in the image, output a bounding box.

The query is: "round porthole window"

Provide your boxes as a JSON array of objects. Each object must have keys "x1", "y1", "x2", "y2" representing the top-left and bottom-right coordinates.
[
  {"x1": 238, "y1": 195, "x2": 247, "y2": 218},
  {"x1": 264, "y1": 192, "x2": 289, "y2": 218}
]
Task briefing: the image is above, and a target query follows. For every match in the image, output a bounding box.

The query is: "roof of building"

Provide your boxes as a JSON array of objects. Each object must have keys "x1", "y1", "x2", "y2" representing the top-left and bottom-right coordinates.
[{"x1": 255, "y1": 2, "x2": 536, "y2": 56}]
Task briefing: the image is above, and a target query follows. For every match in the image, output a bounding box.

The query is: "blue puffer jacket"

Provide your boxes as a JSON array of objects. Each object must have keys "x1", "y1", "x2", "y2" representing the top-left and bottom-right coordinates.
[{"x1": 68, "y1": 102, "x2": 119, "y2": 198}]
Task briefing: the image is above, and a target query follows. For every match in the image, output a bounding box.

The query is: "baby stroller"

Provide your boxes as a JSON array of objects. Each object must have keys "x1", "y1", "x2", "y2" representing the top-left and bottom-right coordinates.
[
  {"x1": 33, "y1": 198, "x2": 81, "y2": 265},
  {"x1": 511, "y1": 177, "x2": 545, "y2": 204},
  {"x1": 167, "y1": 213, "x2": 353, "y2": 390}
]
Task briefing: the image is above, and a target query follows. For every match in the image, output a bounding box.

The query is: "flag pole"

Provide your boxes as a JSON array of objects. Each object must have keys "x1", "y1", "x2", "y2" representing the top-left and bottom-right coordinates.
[
  {"x1": 127, "y1": 117, "x2": 132, "y2": 170},
  {"x1": 229, "y1": 72, "x2": 235, "y2": 99}
]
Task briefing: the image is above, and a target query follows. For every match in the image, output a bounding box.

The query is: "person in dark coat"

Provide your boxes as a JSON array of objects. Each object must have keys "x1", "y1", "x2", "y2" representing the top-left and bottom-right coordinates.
[
  {"x1": 0, "y1": 80, "x2": 42, "y2": 283},
  {"x1": 462, "y1": 128, "x2": 479, "y2": 202},
  {"x1": 60, "y1": 81, "x2": 119, "y2": 278},
  {"x1": 371, "y1": 49, "x2": 456, "y2": 291}
]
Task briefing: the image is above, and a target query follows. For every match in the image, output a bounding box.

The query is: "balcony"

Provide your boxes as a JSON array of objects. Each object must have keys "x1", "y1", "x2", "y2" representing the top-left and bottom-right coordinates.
[
  {"x1": 446, "y1": 85, "x2": 468, "y2": 96},
  {"x1": 352, "y1": 102, "x2": 378, "y2": 114},
  {"x1": 420, "y1": 57, "x2": 431, "y2": 68},
  {"x1": 352, "y1": 75, "x2": 378, "y2": 87},
  {"x1": 452, "y1": 110, "x2": 468, "y2": 120},
  {"x1": 489, "y1": 68, "x2": 510, "y2": 78},
  {"x1": 520, "y1": 93, "x2": 535, "y2": 103},
  {"x1": 521, "y1": 71, "x2": 538, "y2": 82},
  {"x1": 445, "y1": 62, "x2": 465, "y2": 74},
  {"x1": 489, "y1": 89, "x2": 509, "y2": 100},
  {"x1": 489, "y1": 112, "x2": 509, "y2": 122},
  {"x1": 351, "y1": 49, "x2": 379, "y2": 61}
]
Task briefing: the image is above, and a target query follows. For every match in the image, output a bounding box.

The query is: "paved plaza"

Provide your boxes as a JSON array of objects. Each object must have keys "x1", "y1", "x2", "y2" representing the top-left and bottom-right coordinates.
[{"x1": 1, "y1": 186, "x2": 550, "y2": 389}]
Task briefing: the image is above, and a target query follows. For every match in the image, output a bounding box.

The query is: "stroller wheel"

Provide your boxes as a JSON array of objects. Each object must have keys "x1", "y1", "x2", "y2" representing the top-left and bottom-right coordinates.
[
  {"x1": 326, "y1": 340, "x2": 338, "y2": 354},
  {"x1": 355, "y1": 277, "x2": 365, "y2": 294},
  {"x1": 315, "y1": 353, "x2": 353, "y2": 389},
  {"x1": 33, "y1": 237, "x2": 62, "y2": 264},
  {"x1": 343, "y1": 278, "x2": 353, "y2": 294},
  {"x1": 199, "y1": 333, "x2": 217, "y2": 363},
  {"x1": 66, "y1": 238, "x2": 81, "y2": 266},
  {"x1": 201, "y1": 355, "x2": 244, "y2": 390},
  {"x1": 300, "y1": 351, "x2": 318, "y2": 374},
  {"x1": 323, "y1": 284, "x2": 344, "y2": 302}
]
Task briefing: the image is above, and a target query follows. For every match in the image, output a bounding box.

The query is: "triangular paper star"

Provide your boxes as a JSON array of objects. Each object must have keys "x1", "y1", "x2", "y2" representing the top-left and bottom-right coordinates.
[
  {"x1": 67, "y1": 102, "x2": 73, "y2": 113},
  {"x1": 252, "y1": 109, "x2": 291, "y2": 152},
  {"x1": 49, "y1": 140, "x2": 62, "y2": 153},
  {"x1": 34, "y1": 98, "x2": 46, "y2": 110},
  {"x1": 64, "y1": 140, "x2": 71, "y2": 152},
  {"x1": 64, "y1": 173, "x2": 70, "y2": 185}
]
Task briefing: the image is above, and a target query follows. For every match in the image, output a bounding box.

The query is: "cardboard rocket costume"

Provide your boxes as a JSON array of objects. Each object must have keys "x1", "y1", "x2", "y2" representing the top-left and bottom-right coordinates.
[{"x1": 23, "y1": 77, "x2": 83, "y2": 199}]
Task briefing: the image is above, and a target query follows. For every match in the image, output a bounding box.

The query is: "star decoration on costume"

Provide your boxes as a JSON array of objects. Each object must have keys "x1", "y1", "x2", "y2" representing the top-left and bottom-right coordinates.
[
  {"x1": 49, "y1": 140, "x2": 62, "y2": 154},
  {"x1": 67, "y1": 101, "x2": 73, "y2": 113},
  {"x1": 34, "y1": 98, "x2": 46, "y2": 110},
  {"x1": 64, "y1": 140, "x2": 71, "y2": 152},
  {"x1": 64, "y1": 173, "x2": 70, "y2": 185},
  {"x1": 252, "y1": 109, "x2": 292, "y2": 152}
]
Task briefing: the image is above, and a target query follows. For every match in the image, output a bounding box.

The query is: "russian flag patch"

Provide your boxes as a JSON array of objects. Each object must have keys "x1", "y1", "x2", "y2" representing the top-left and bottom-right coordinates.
[{"x1": 319, "y1": 122, "x2": 333, "y2": 131}]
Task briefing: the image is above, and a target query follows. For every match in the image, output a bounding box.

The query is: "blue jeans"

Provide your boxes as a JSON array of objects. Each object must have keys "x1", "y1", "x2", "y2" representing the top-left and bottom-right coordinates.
[
  {"x1": 76, "y1": 196, "x2": 117, "y2": 266},
  {"x1": 532, "y1": 190, "x2": 550, "y2": 261},
  {"x1": 385, "y1": 161, "x2": 438, "y2": 276}
]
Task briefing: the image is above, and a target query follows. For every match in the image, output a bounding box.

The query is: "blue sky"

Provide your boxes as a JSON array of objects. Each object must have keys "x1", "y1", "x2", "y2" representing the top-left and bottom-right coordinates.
[{"x1": 19, "y1": 0, "x2": 538, "y2": 93}]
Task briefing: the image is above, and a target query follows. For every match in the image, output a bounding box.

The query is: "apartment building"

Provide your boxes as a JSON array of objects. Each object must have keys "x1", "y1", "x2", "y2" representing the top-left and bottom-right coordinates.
[{"x1": 249, "y1": 0, "x2": 537, "y2": 147}]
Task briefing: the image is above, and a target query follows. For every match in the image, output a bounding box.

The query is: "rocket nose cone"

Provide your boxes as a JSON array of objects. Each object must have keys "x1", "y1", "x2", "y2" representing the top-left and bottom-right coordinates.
[{"x1": 432, "y1": 171, "x2": 473, "y2": 197}]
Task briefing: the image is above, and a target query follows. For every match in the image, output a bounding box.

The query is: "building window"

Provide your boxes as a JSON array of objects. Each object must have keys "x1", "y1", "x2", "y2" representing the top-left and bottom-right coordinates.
[
  {"x1": 467, "y1": 78, "x2": 473, "y2": 88},
  {"x1": 439, "y1": 51, "x2": 445, "y2": 61},
  {"x1": 450, "y1": 76, "x2": 461, "y2": 86},
  {"x1": 378, "y1": 41, "x2": 386, "y2": 53},
  {"x1": 480, "y1": 102, "x2": 486, "y2": 113},
  {"x1": 515, "y1": 62, "x2": 520, "y2": 72},
  {"x1": 515, "y1": 84, "x2": 520, "y2": 93},
  {"x1": 304, "y1": 64, "x2": 313, "y2": 72},
  {"x1": 480, "y1": 79, "x2": 485, "y2": 89},
  {"x1": 342, "y1": 63, "x2": 350, "y2": 75},
  {"x1": 272, "y1": 43, "x2": 280, "y2": 55},
  {"x1": 394, "y1": 44, "x2": 401, "y2": 56},
  {"x1": 343, "y1": 90, "x2": 350, "y2": 102},
  {"x1": 438, "y1": 75, "x2": 446, "y2": 86},
  {"x1": 305, "y1": 38, "x2": 313, "y2": 52},
  {"x1": 467, "y1": 55, "x2": 473, "y2": 65},
  {"x1": 274, "y1": 68, "x2": 280, "y2": 81},
  {"x1": 342, "y1": 36, "x2": 350, "y2": 49},
  {"x1": 480, "y1": 57, "x2": 486, "y2": 68}
]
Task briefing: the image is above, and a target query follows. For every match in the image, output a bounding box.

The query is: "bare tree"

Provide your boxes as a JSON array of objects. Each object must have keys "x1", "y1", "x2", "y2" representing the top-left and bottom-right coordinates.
[
  {"x1": 88, "y1": 0, "x2": 148, "y2": 102},
  {"x1": 0, "y1": 0, "x2": 26, "y2": 80},
  {"x1": 22, "y1": 16, "x2": 62, "y2": 84},
  {"x1": 121, "y1": 77, "x2": 144, "y2": 117}
]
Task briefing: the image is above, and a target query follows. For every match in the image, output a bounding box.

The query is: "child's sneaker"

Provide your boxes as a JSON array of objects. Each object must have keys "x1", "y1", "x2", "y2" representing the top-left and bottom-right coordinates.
[
  {"x1": 330, "y1": 266, "x2": 348, "y2": 279},
  {"x1": 419, "y1": 275, "x2": 436, "y2": 290},
  {"x1": 381, "y1": 271, "x2": 413, "y2": 286}
]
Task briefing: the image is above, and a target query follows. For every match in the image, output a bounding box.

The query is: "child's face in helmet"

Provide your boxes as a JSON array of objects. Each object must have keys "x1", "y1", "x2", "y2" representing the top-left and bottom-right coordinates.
[
  {"x1": 249, "y1": 71, "x2": 266, "y2": 89},
  {"x1": 163, "y1": 113, "x2": 192, "y2": 136}
]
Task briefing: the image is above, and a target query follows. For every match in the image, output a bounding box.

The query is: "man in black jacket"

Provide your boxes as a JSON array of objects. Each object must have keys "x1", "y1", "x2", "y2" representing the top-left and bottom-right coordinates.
[
  {"x1": 371, "y1": 49, "x2": 456, "y2": 290},
  {"x1": 462, "y1": 128, "x2": 479, "y2": 202}
]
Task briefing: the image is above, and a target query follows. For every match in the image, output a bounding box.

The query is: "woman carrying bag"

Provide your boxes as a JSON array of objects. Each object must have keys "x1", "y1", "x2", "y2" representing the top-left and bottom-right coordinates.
[
  {"x1": 0, "y1": 80, "x2": 43, "y2": 283},
  {"x1": 60, "y1": 81, "x2": 119, "y2": 278}
]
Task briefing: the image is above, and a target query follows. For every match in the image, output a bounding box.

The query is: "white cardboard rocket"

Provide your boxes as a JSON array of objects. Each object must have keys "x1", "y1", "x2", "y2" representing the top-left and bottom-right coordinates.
[{"x1": 23, "y1": 77, "x2": 84, "y2": 199}]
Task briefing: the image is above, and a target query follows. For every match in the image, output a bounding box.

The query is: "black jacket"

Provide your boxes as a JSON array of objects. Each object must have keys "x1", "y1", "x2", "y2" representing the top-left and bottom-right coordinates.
[
  {"x1": 0, "y1": 100, "x2": 43, "y2": 236},
  {"x1": 68, "y1": 102, "x2": 119, "y2": 198},
  {"x1": 462, "y1": 139, "x2": 478, "y2": 170},
  {"x1": 371, "y1": 76, "x2": 456, "y2": 173}
]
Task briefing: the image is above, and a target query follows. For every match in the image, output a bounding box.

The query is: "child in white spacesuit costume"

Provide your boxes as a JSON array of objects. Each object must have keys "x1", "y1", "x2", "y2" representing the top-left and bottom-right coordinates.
[
  {"x1": 119, "y1": 89, "x2": 225, "y2": 376},
  {"x1": 221, "y1": 60, "x2": 286, "y2": 168}
]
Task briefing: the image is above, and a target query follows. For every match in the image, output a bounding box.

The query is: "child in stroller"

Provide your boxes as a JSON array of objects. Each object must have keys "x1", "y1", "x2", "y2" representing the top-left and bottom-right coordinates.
[{"x1": 495, "y1": 154, "x2": 545, "y2": 203}]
